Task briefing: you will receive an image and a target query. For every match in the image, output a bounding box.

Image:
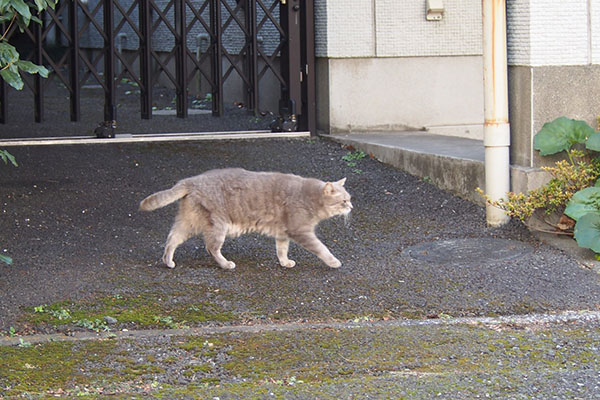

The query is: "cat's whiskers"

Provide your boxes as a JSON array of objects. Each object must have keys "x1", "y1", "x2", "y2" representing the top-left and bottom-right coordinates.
[{"x1": 343, "y1": 210, "x2": 352, "y2": 226}]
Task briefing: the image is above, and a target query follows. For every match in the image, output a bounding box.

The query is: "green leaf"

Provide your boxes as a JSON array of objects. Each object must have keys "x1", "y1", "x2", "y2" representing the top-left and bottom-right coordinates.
[
  {"x1": 16, "y1": 60, "x2": 48, "y2": 77},
  {"x1": 9, "y1": 0, "x2": 30, "y2": 21},
  {"x1": 33, "y1": 0, "x2": 47, "y2": 12},
  {"x1": 0, "y1": 149, "x2": 17, "y2": 166},
  {"x1": 0, "y1": 68, "x2": 23, "y2": 90},
  {"x1": 0, "y1": 41, "x2": 19, "y2": 65},
  {"x1": 0, "y1": 254, "x2": 12, "y2": 265},
  {"x1": 586, "y1": 132, "x2": 600, "y2": 152},
  {"x1": 533, "y1": 117, "x2": 596, "y2": 156},
  {"x1": 564, "y1": 187, "x2": 600, "y2": 221},
  {"x1": 574, "y1": 213, "x2": 600, "y2": 253}
]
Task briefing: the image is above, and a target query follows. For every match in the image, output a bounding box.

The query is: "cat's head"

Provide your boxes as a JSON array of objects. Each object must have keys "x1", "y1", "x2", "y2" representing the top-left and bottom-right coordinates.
[{"x1": 322, "y1": 178, "x2": 353, "y2": 218}]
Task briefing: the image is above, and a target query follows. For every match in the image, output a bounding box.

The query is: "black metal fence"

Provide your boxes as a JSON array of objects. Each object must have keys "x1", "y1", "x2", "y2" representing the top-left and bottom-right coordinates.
[{"x1": 0, "y1": 0, "x2": 315, "y2": 134}]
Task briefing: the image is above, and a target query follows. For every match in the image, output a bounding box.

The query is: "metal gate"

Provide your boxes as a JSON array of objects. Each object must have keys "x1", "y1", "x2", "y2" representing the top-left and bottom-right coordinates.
[{"x1": 0, "y1": 0, "x2": 315, "y2": 135}]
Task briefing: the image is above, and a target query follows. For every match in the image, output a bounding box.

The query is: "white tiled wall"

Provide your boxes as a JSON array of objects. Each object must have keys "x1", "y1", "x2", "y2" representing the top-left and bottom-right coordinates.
[
  {"x1": 508, "y1": 0, "x2": 598, "y2": 66},
  {"x1": 315, "y1": 0, "x2": 482, "y2": 58},
  {"x1": 317, "y1": 0, "x2": 600, "y2": 66},
  {"x1": 315, "y1": 0, "x2": 375, "y2": 57},
  {"x1": 591, "y1": 0, "x2": 600, "y2": 64},
  {"x1": 375, "y1": 0, "x2": 482, "y2": 57}
]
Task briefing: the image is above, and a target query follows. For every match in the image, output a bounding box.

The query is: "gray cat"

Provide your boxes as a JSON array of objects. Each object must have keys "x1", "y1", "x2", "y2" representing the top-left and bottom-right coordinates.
[{"x1": 139, "y1": 168, "x2": 352, "y2": 270}]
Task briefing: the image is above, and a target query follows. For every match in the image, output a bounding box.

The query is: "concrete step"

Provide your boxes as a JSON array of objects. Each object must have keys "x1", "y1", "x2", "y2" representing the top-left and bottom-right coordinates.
[{"x1": 323, "y1": 131, "x2": 547, "y2": 205}]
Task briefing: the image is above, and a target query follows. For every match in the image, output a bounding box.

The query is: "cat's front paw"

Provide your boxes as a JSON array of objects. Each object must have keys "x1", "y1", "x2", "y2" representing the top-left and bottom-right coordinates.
[
  {"x1": 326, "y1": 258, "x2": 342, "y2": 268},
  {"x1": 280, "y1": 259, "x2": 296, "y2": 268}
]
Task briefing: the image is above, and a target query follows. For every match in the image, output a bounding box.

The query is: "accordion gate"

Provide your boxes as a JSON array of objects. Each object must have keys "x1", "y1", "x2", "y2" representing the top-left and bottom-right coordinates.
[{"x1": 0, "y1": 0, "x2": 315, "y2": 133}]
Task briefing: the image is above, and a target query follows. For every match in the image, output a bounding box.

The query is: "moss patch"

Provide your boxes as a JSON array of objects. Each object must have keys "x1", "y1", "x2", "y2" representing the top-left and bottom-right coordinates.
[
  {"x1": 21, "y1": 294, "x2": 235, "y2": 331},
  {"x1": 3, "y1": 322, "x2": 600, "y2": 398},
  {"x1": 0, "y1": 340, "x2": 116, "y2": 397}
]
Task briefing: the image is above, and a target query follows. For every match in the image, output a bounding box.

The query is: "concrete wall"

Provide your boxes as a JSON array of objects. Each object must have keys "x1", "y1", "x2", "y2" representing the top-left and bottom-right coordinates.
[
  {"x1": 317, "y1": 56, "x2": 484, "y2": 138},
  {"x1": 507, "y1": 0, "x2": 600, "y2": 168},
  {"x1": 314, "y1": 0, "x2": 485, "y2": 139},
  {"x1": 509, "y1": 65, "x2": 600, "y2": 168}
]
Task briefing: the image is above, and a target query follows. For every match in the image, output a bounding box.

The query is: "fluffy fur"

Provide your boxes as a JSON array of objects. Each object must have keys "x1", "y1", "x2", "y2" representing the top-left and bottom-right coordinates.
[{"x1": 140, "y1": 168, "x2": 352, "y2": 270}]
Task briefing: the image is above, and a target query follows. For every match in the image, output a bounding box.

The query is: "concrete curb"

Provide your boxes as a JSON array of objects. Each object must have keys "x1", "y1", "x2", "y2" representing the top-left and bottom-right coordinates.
[{"x1": 3, "y1": 310, "x2": 600, "y2": 347}]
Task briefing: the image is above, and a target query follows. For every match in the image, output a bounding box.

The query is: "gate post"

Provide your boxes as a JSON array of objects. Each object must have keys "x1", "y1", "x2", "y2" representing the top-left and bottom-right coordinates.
[
  {"x1": 103, "y1": 0, "x2": 116, "y2": 122},
  {"x1": 210, "y1": 0, "x2": 224, "y2": 116},
  {"x1": 0, "y1": 79, "x2": 6, "y2": 124},
  {"x1": 245, "y1": 0, "x2": 258, "y2": 114},
  {"x1": 279, "y1": 0, "x2": 301, "y2": 129},
  {"x1": 68, "y1": 0, "x2": 80, "y2": 122},
  {"x1": 299, "y1": 0, "x2": 316, "y2": 134},
  {"x1": 139, "y1": 0, "x2": 152, "y2": 119},
  {"x1": 34, "y1": 16, "x2": 45, "y2": 122},
  {"x1": 175, "y1": 0, "x2": 188, "y2": 118}
]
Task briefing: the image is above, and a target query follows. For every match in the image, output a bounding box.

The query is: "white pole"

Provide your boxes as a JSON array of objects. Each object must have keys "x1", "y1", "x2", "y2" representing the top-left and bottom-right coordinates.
[{"x1": 482, "y1": 0, "x2": 511, "y2": 227}]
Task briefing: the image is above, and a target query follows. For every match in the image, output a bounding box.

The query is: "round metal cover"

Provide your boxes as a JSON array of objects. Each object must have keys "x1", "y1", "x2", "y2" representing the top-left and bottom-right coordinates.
[{"x1": 403, "y1": 238, "x2": 533, "y2": 265}]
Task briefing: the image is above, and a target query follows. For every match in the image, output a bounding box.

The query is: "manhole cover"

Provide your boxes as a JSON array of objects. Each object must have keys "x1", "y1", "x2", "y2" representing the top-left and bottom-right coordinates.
[{"x1": 403, "y1": 238, "x2": 533, "y2": 265}]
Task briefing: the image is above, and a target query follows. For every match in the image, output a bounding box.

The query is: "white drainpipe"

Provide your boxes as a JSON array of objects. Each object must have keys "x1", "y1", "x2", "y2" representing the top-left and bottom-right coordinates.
[{"x1": 482, "y1": 0, "x2": 510, "y2": 227}]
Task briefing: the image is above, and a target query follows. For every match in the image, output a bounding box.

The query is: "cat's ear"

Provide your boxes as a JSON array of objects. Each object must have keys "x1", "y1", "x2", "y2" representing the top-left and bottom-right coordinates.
[
  {"x1": 323, "y1": 182, "x2": 335, "y2": 195},
  {"x1": 335, "y1": 178, "x2": 347, "y2": 186}
]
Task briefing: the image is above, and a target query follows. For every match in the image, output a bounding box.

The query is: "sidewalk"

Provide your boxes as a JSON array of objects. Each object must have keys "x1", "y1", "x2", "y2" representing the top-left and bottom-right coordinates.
[{"x1": 1, "y1": 137, "x2": 600, "y2": 397}]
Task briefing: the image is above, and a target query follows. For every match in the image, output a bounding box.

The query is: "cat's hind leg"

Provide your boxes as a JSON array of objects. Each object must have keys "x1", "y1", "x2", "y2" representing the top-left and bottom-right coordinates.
[
  {"x1": 162, "y1": 219, "x2": 193, "y2": 268},
  {"x1": 276, "y1": 238, "x2": 296, "y2": 268},
  {"x1": 203, "y1": 224, "x2": 236, "y2": 270}
]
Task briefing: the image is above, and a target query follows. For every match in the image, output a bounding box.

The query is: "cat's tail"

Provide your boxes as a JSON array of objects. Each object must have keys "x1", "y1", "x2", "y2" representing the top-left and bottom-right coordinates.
[{"x1": 139, "y1": 184, "x2": 188, "y2": 211}]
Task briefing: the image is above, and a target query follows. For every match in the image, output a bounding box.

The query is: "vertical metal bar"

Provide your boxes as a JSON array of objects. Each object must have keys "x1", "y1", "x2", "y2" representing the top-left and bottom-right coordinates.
[
  {"x1": 210, "y1": 0, "x2": 223, "y2": 116},
  {"x1": 299, "y1": 0, "x2": 315, "y2": 134},
  {"x1": 103, "y1": 0, "x2": 116, "y2": 121},
  {"x1": 175, "y1": 0, "x2": 188, "y2": 117},
  {"x1": 0, "y1": 79, "x2": 6, "y2": 124},
  {"x1": 33, "y1": 16, "x2": 45, "y2": 122},
  {"x1": 68, "y1": 0, "x2": 80, "y2": 121},
  {"x1": 245, "y1": 0, "x2": 258, "y2": 114},
  {"x1": 139, "y1": 0, "x2": 152, "y2": 119}
]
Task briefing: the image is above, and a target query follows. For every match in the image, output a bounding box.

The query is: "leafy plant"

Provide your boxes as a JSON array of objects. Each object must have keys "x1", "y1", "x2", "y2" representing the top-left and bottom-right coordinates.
[
  {"x1": 482, "y1": 116, "x2": 600, "y2": 253},
  {"x1": 0, "y1": 149, "x2": 16, "y2": 166},
  {"x1": 564, "y1": 187, "x2": 600, "y2": 253},
  {"x1": 533, "y1": 116, "x2": 596, "y2": 158},
  {"x1": 479, "y1": 158, "x2": 600, "y2": 221},
  {"x1": 75, "y1": 318, "x2": 110, "y2": 332},
  {"x1": 1, "y1": 0, "x2": 55, "y2": 265},
  {"x1": 0, "y1": 0, "x2": 55, "y2": 89},
  {"x1": 341, "y1": 150, "x2": 366, "y2": 167},
  {"x1": 153, "y1": 315, "x2": 188, "y2": 329}
]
